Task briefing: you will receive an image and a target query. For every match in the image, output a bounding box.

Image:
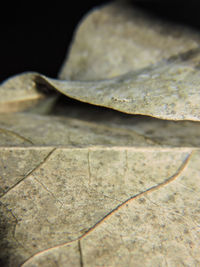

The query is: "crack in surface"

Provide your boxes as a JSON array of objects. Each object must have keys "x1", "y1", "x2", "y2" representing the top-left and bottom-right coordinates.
[
  {"x1": 124, "y1": 149, "x2": 128, "y2": 177},
  {"x1": 101, "y1": 123, "x2": 162, "y2": 146},
  {"x1": 34, "y1": 177, "x2": 64, "y2": 207},
  {"x1": 21, "y1": 151, "x2": 192, "y2": 266},
  {"x1": 87, "y1": 150, "x2": 91, "y2": 186},
  {"x1": 89, "y1": 186, "x2": 121, "y2": 202},
  {"x1": 5, "y1": 205, "x2": 18, "y2": 241},
  {"x1": 86, "y1": 148, "x2": 126, "y2": 202},
  {"x1": 1, "y1": 202, "x2": 30, "y2": 254},
  {"x1": 0, "y1": 148, "x2": 56, "y2": 199},
  {"x1": 80, "y1": 152, "x2": 192, "y2": 237},
  {"x1": 83, "y1": 118, "x2": 163, "y2": 146},
  {"x1": 78, "y1": 240, "x2": 84, "y2": 267},
  {"x1": 0, "y1": 127, "x2": 34, "y2": 145},
  {"x1": 144, "y1": 195, "x2": 199, "y2": 229},
  {"x1": 124, "y1": 127, "x2": 162, "y2": 146}
]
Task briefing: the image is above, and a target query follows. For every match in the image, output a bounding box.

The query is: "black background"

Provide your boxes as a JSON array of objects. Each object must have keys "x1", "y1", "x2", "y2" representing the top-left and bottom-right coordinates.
[{"x1": 1, "y1": 0, "x2": 200, "y2": 83}]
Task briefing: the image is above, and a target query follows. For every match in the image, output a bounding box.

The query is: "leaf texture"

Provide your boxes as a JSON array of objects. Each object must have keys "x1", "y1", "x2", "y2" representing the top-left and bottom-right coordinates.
[
  {"x1": 0, "y1": 146, "x2": 200, "y2": 266},
  {"x1": 1, "y1": 2, "x2": 200, "y2": 120},
  {"x1": 0, "y1": 2, "x2": 200, "y2": 266},
  {"x1": 59, "y1": 1, "x2": 200, "y2": 80}
]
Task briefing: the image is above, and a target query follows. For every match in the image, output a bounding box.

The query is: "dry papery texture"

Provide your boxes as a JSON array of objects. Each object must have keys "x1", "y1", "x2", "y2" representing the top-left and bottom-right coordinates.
[
  {"x1": 0, "y1": 108, "x2": 200, "y2": 267},
  {"x1": 0, "y1": 141, "x2": 200, "y2": 267},
  {"x1": 1, "y1": 1, "x2": 200, "y2": 120},
  {"x1": 0, "y1": 1, "x2": 200, "y2": 267},
  {"x1": 0, "y1": 110, "x2": 200, "y2": 148},
  {"x1": 0, "y1": 74, "x2": 45, "y2": 113},
  {"x1": 59, "y1": 1, "x2": 200, "y2": 81}
]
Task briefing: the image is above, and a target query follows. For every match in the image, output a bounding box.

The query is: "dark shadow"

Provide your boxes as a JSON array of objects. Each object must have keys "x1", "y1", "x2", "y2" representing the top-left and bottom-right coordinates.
[{"x1": 130, "y1": 0, "x2": 200, "y2": 29}]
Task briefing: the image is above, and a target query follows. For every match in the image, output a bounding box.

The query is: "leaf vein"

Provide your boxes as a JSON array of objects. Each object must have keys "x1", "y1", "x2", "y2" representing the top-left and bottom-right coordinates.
[{"x1": 0, "y1": 148, "x2": 56, "y2": 199}]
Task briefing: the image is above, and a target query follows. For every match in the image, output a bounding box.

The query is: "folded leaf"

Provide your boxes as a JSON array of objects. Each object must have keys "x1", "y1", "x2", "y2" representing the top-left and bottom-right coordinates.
[
  {"x1": 0, "y1": 111, "x2": 200, "y2": 147},
  {"x1": 1, "y1": 2, "x2": 200, "y2": 266},
  {"x1": 59, "y1": 1, "x2": 200, "y2": 80},
  {"x1": 0, "y1": 117, "x2": 199, "y2": 265},
  {"x1": 1, "y1": 2, "x2": 200, "y2": 120},
  {"x1": 0, "y1": 73, "x2": 45, "y2": 113},
  {"x1": 41, "y1": 50, "x2": 200, "y2": 121}
]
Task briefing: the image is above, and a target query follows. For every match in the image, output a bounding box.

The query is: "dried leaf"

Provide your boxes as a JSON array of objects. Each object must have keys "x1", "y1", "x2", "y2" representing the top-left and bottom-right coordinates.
[
  {"x1": 0, "y1": 73, "x2": 45, "y2": 113},
  {"x1": 0, "y1": 112, "x2": 155, "y2": 147},
  {"x1": 23, "y1": 150, "x2": 200, "y2": 267},
  {"x1": 0, "y1": 146, "x2": 200, "y2": 266},
  {"x1": 41, "y1": 51, "x2": 200, "y2": 121},
  {"x1": 59, "y1": 1, "x2": 200, "y2": 80},
  {"x1": 2, "y1": 45, "x2": 200, "y2": 120},
  {"x1": 1, "y1": 2, "x2": 200, "y2": 266},
  {"x1": 0, "y1": 111, "x2": 200, "y2": 147},
  {"x1": 0, "y1": 108, "x2": 200, "y2": 266},
  {"x1": 1, "y1": 3, "x2": 200, "y2": 120}
]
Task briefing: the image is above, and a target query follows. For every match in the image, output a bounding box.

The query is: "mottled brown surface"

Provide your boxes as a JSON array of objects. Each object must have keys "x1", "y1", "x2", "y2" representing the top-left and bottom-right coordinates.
[
  {"x1": 0, "y1": 1, "x2": 200, "y2": 266},
  {"x1": 0, "y1": 110, "x2": 199, "y2": 266},
  {"x1": 59, "y1": 1, "x2": 200, "y2": 81},
  {"x1": 0, "y1": 73, "x2": 45, "y2": 113},
  {"x1": 0, "y1": 112, "x2": 200, "y2": 148},
  {"x1": 0, "y1": 146, "x2": 199, "y2": 267},
  {"x1": 1, "y1": 2, "x2": 200, "y2": 120}
]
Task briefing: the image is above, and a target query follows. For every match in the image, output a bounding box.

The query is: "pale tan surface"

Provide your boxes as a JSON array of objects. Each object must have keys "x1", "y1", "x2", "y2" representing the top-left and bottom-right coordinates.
[
  {"x1": 0, "y1": 111, "x2": 200, "y2": 147},
  {"x1": 0, "y1": 112, "x2": 157, "y2": 147},
  {"x1": 0, "y1": 73, "x2": 45, "y2": 113},
  {"x1": 81, "y1": 151, "x2": 200, "y2": 267},
  {"x1": 22, "y1": 242, "x2": 81, "y2": 267},
  {"x1": 1, "y1": 2, "x2": 200, "y2": 120},
  {"x1": 0, "y1": 111, "x2": 200, "y2": 266},
  {"x1": 0, "y1": 146, "x2": 199, "y2": 266},
  {"x1": 2, "y1": 44, "x2": 200, "y2": 121},
  {"x1": 0, "y1": 1, "x2": 200, "y2": 266},
  {"x1": 44, "y1": 53, "x2": 200, "y2": 121},
  {"x1": 59, "y1": 1, "x2": 200, "y2": 80}
]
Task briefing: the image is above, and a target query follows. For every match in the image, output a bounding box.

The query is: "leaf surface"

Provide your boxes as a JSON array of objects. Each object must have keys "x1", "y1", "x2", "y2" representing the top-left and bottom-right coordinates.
[
  {"x1": 0, "y1": 109, "x2": 200, "y2": 266},
  {"x1": 0, "y1": 145, "x2": 200, "y2": 266},
  {"x1": 59, "y1": 2, "x2": 200, "y2": 81},
  {"x1": 1, "y1": 2, "x2": 200, "y2": 266},
  {"x1": 1, "y1": 2, "x2": 200, "y2": 120},
  {"x1": 0, "y1": 111, "x2": 200, "y2": 147},
  {"x1": 0, "y1": 73, "x2": 45, "y2": 113}
]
